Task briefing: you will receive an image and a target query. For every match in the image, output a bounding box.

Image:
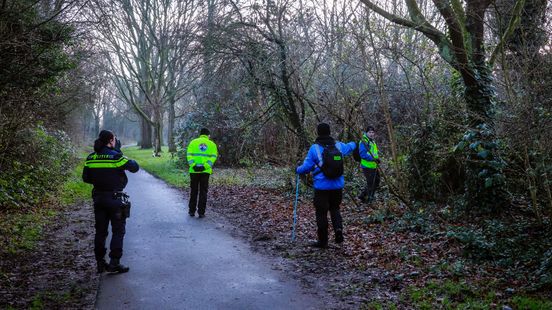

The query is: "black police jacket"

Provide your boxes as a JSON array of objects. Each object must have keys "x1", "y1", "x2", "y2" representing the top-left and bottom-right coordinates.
[{"x1": 82, "y1": 146, "x2": 139, "y2": 192}]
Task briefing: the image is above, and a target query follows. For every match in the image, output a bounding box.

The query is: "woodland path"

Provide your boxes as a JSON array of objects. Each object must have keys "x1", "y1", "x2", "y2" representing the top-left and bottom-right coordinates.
[{"x1": 95, "y1": 170, "x2": 321, "y2": 310}]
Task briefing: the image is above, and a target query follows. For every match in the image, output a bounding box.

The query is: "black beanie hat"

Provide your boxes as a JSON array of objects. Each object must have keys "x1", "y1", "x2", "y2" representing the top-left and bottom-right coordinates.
[
  {"x1": 200, "y1": 128, "x2": 210, "y2": 135},
  {"x1": 317, "y1": 123, "x2": 331, "y2": 136},
  {"x1": 365, "y1": 125, "x2": 375, "y2": 132}
]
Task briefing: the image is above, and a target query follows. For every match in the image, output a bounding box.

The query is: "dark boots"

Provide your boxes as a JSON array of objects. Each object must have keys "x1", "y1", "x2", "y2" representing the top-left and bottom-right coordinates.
[
  {"x1": 106, "y1": 258, "x2": 129, "y2": 273},
  {"x1": 335, "y1": 229, "x2": 344, "y2": 244},
  {"x1": 97, "y1": 259, "x2": 108, "y2": 273},
  {"x1": 310, "y1": 230, "x2": 343, "y2": 249},
  {"x1": 97, "y1": 258, "x2": 129, "y2": 273},
  {"x1": 309, "y1": 241, "x2": 328, "y2": 249}
]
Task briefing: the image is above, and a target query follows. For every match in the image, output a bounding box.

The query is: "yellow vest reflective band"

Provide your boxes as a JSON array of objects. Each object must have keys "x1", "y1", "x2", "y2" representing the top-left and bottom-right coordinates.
[
  {"x1": 186, "y1": 135, "x2": 218, "y2": 174},
  {"x1": 85, "y1": 154, "x2": 129, "y2": 169},
  {"x1": 360, "y1": 137, "x2": 379, "y2": 169}
]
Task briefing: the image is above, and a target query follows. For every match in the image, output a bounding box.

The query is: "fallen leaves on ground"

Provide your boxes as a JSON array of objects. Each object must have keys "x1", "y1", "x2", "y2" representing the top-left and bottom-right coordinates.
[
  {"x1": 208, "y1": 185, "x2": 549, "y2": 308},
  {"x1": 0, "y1": 203, "x2": 98, "y2": 309}
]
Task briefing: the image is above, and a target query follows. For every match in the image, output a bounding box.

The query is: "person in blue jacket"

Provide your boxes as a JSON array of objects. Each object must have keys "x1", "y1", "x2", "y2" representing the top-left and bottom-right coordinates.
[{"x1": 296, "y1": 123, "x2": 356, "y2": 248}]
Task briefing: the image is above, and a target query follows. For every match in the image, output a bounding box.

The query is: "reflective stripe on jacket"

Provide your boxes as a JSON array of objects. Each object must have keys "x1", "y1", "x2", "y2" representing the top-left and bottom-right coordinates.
[
  {"x1": 186, "y1": 135, "x2": 218, "y2": 174},
  {"x1": 82, "y1": 147, "x2": 139, "y2": 192},
  {"x1": 359, "y1": 135, "x2": 379, "y2": 169}
]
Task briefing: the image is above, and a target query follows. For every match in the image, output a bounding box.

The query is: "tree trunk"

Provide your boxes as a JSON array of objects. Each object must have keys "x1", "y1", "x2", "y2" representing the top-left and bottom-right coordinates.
[
  {"x1": 277, "y1": 41, "x2": 309, "y2": 151},
  {"x1": 94, "y1": 115, "x2": 100, "y2": 138},
  {"x1": 140, "y1": 116, "x2": 153, "y2": 149},
  {"x1": 168, "y1": 99, "x2": 176, "y2": 153},
  {"x1": 83, "y1": 109, "x2": 89, "y2": 143},
  {"x1": 153, "y1": 107, "x2": 163, "y2": 156},
  {"x1": 154, "y1": 122, "x2": 162, "y2": 155},
  {"x1": 461, "y1": 64, "x2": 507, "y2": 211}
]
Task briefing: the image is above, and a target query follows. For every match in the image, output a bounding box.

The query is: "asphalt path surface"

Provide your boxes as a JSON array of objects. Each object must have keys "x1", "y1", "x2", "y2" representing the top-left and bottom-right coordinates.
[{"x1": 95, "y1": 170, "x2": 321, "y2": 310}]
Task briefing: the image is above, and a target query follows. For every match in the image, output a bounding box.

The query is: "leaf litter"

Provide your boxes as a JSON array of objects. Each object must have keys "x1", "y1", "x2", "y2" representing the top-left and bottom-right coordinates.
[{"x1": 207, "y1": 184, "x2": 551, "y2": 308}]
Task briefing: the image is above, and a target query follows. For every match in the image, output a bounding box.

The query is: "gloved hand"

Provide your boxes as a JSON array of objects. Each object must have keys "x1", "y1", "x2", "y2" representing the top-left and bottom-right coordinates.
[
  {"x1": 193, "y1": 165, "x2": 205, "y2": 172},
  {"x1": 375, "y1": 158, "x2": 381, "y2": 164},
  {"x1": 294, "y1": 159, "x2": 303, "y2": 174},
  {"x1": 114, "y1": 139, "x2": 122, "y2": 152}
]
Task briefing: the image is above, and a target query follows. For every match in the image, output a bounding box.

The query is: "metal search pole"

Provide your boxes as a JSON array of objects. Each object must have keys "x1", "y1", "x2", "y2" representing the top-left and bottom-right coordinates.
[{"x1": 291, "y1": 173, "x2": 300, "y2": 241}]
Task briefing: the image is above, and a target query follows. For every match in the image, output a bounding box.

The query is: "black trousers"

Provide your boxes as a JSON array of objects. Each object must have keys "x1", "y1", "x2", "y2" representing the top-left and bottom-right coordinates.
[
  {"x1": 313, "y1": 189, "x2": 343, "y2": 246},
  {"x1": 360, "y1": 168, "x2": 380, "y2": 201},
  {"x1": 189, "y1": 173, "x2": 210, "y2": 215},
  {"x1": 93, "y1": 192, "x2": 126, "y2": 261}
]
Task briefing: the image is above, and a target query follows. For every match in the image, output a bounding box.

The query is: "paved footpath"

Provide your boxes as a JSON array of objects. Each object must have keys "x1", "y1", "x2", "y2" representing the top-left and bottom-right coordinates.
[{"x1": 95, "y1": 170, "x2": 322, "y2": 310}]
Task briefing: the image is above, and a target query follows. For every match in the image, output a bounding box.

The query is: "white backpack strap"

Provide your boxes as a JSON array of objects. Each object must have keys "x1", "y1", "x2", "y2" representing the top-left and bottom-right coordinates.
[
  {"x1": 335, "y1": 143, "x2": 342, "y2": 153},
  {"x1": 314, "y1": 144, "x2": 323, "y2": 166}
]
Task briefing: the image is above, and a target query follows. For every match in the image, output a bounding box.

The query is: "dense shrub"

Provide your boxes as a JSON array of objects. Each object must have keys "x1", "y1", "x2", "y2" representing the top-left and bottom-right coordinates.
[
  {"x1": 0, "y1": 127, "x2": 76, "y2": 210},
  {"x1": 176, "y1": 111, "x2": 297, "y2": 167},
  {"x1": 446, "y1": 218, "x2": 552, "y2": 277},
  {"x1": 0, "y1": 1, "x2": 79, "y2": 211},
  {"x1": 0, "y1": 1, "x2": 75, "y2": 160}
]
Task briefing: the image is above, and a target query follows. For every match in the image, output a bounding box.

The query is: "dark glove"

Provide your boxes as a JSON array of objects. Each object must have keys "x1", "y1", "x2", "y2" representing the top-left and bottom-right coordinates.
[
  {"x1": 294, "y1": 160, "x2": 303, "y2": 174},
  {"x1": 193, "y1": 165, "x2": 205, "y2": 172},
  {"x1": 375, "y1": 158, "x2": 381, "y2": 164},
  {"x1": 114, "y1": 139, "x2": 122, "y2": 152}
]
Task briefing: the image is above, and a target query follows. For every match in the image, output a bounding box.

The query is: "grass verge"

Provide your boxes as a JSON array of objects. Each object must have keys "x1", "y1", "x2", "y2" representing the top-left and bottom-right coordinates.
[
  {"x1": 123, "y1": 146, "x2": 188, "y2": 187},
  {"x1": 0, "y1": 208, "x2": 56, "y2": 255},
  {"x1": 403, "y1": 279, "x2": 552, "y2": 309},
  {"x1": 59, "y1": 155, "x2": 92, "y2": 205},
  {"x1": 122, "y1": 146, "x2": 289, "y2": 189},
  {"x1": 0, "y1": 152, "x2": 91, "y2": 255}
]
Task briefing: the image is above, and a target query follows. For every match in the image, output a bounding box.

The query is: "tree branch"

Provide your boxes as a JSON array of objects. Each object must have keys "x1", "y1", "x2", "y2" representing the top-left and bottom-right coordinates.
[
  {"x1": 358, "y1": 0, "x2": 455, "y2": 67},
  {"x1": 465, "y1": 0, "x2": 492, "y2": 65},
  {"x1": 359, "y1": 0, "x2": 445, "y2": 42},
  {"x1": 432, "y1": 0, "x2": 471, "y2": 77},
  {"x1": 489, "y1": 0, "x2": 526, "y2": 66}
]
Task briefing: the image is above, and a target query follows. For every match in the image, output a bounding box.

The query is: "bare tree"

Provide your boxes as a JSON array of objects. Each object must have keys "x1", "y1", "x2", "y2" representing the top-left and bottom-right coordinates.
[
  {"x1": 90, "y1": 0, "x2": 200, "y2": 155},
  {"x1": 357, "y1": 0, "x2": 528, "y2": 209},
  {"x1": 224, "y1": 0, "x2": 327, "y2": 151}
]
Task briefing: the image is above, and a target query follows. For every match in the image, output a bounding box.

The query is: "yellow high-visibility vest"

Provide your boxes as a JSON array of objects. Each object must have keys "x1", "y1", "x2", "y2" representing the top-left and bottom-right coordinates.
[
  {"x1": 360, "y1": 136, "x2": 379, "y2": 169},
  {"x1": 186, "y1": 135, "x2": 218, "y2": 174}
]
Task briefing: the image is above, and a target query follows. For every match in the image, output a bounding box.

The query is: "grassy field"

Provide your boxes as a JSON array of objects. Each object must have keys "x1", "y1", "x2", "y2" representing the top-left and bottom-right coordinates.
[
  {"x1": 122, "y1": 146, "x2": 290, "y2": 189},
  {"x1": 122, "y1": 146, "x2": 188, "y2": 187}
]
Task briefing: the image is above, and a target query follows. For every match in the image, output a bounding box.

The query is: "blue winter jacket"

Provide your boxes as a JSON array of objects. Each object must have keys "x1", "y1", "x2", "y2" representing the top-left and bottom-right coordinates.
[{"x1": 296, "y1": 136, "x2": 356, "y2": 190}]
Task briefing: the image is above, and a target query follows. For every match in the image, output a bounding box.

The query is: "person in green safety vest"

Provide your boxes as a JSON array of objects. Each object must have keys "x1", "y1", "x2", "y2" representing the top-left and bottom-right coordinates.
[
  {"x1": 186, "y1": 128, "x2": 218, "y2": 218},
  {"x1": 358, "y1": 126, "x2": 380, "y2": 203}
]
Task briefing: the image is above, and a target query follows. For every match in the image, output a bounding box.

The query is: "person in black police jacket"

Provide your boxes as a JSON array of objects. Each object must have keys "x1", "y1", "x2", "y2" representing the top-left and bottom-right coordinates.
[{"x1": 83, "y1": 130, "x2": 139, "y2": 273}]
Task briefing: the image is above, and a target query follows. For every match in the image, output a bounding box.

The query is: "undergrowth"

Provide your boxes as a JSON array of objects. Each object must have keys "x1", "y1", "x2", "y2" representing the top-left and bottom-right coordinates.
[
  {"x1": 123, "y1": 146, "x2": 289, "y2": 189},
  {"x1": 0, "y1": 148, "x2": 88, "y2": 256}
]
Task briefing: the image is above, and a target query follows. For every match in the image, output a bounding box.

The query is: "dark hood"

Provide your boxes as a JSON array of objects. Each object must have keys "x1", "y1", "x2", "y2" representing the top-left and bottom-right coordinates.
[{"x1": 315, "y1": 135, "x2": 335, "y2": 146}]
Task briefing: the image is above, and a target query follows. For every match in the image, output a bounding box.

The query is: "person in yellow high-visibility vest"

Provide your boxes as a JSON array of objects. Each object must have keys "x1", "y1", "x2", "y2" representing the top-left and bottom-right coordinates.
[
  {"x1": 358, "y1": 126, "x2": 380, "y2": 203},
  {"x1": 186, "y1": 128, "x2": 218, "y2": 217}
]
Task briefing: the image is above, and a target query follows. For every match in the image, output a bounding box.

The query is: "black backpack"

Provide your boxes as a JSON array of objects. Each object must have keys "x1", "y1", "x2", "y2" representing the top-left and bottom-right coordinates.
[
  {"x1": 315, "y1": 143, "x2": 344, "y2": 178},
  {"x1": 353, "y1": 140, "x2": 370, "y2": 162},
  {"x1": 352, "y1": 142, "x2": 361, "y2": 162}
]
